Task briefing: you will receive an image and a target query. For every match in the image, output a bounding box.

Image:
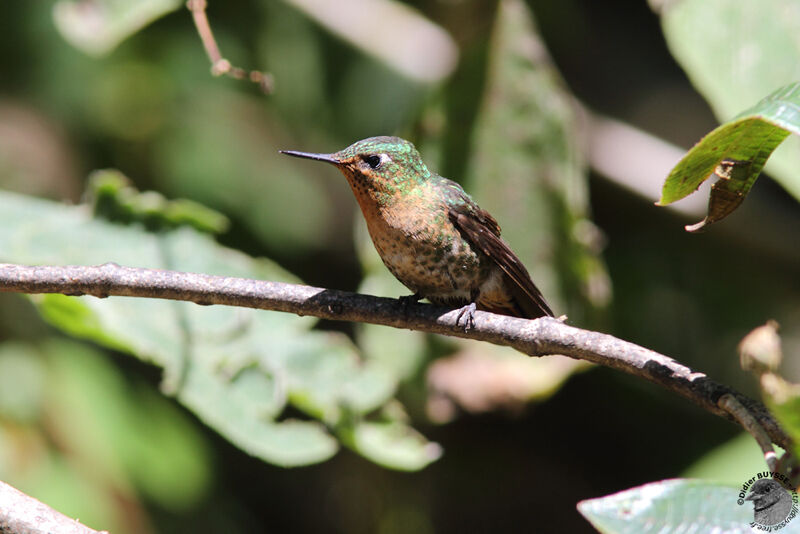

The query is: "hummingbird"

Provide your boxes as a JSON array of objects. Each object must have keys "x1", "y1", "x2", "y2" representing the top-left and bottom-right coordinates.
[{"x1": 281, "y1": 136, "x2": 553, "y2": 327}]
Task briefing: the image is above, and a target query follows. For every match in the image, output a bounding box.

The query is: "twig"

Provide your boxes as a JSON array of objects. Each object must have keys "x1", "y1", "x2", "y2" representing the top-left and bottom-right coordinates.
[
  {"x1": 718, "y1": 393, "x2": 778, "y2": 471},
  {"x1": 185, "y1": 0, "x2": 274, "y2": 93},
  {"x1": 0, "y1": 479, "x2": 105, "y2": 534},
  {"x1": 0, "y1": 262, "x2": 791, "y2": 452}
]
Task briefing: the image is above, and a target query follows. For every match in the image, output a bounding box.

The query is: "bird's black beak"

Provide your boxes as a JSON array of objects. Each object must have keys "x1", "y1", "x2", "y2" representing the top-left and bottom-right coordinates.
[{"x1": 279, "y1": 150, "x2": 340, "y2": 165}]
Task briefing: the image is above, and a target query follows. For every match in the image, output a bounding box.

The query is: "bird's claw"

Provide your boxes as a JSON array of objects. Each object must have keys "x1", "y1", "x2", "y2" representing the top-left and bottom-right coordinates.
[{"x1": 455, "y1": 302, "x2": 477, "y2": 332}]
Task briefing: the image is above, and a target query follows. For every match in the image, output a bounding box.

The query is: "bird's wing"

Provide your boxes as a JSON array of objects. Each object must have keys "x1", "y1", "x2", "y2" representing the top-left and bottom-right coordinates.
[{"x1": 445, "y1": 186, "x2": 553, "y2": 319}]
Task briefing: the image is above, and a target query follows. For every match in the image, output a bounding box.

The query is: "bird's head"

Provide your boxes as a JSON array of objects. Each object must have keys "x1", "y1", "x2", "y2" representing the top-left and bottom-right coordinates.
[
  {"x1": 281, "y1": 136, "x2": 431, "y2": 203},
  {"x1": 746, "y1": 479, "x2": 786, "y2": 510}
]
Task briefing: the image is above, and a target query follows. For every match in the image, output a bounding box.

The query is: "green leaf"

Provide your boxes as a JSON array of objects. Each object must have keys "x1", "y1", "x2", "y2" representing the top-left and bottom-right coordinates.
[
  {"x1": 660, "y1": 0, "x2": 800, "y2": 200},
  {"x1": 0, "y1": 343, "x2": 47, "y2": 423},
  {"x1": 0, "y1": 187, "x2": 434, "y2": 468},
  {"x1": 658, "y1": 83, "x2": 800, "y2": 231},
  {"x1": 0, "y1": 338, "x2": 211, "y2": 531},
  {"x1": 682, "y1": 433, "x2": 770, "y2": 485},
  {"x1": 43, "y1": 339, "x2": 211, "y2": 511},
  {"x1": 53, "y1": 0, "x2": 183, "y2": 56},
  {"x1": 87, "y1": 169, "x2": 230, "y2": 234},
  {"x1": 339, "y1": 417, "x2": 442, "y2": 471},
  {"x1": 768, "y1": 393, "x2": 800, "y2": 459},
  {"x1": 578, "y1": 479, "x2": 757, "y2": 534}
]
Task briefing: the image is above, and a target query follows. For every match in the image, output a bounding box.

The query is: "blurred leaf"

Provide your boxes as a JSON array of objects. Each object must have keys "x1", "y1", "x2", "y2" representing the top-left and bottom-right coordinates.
[
  {"x1": 660, "y1": 0, "x2": 800, "y2": 200},
  {"x1": 53, "y1": 0, "x2": 183, "y2": 56},
  {"x1": 43, "y1": 339, "x2": 211, "y2": 511},
  {"x1": 0, "y1": 187, "x2": 436, "y2": 469},
  {"x1": 464, "y1": 0, "x2": 610, "y2": 319},
  {"x1": 759, "y1": 374, "x2": 800, "y2": 460},
  {"x1": 89, "y1": 61, "x2": 174, "y2": 141},
  {"x1": 154, "y1": 89, "x2": 336, "y2": 255},
  {"x1": 658, "y1": 83, "x2": 799, "y2": 232},
  {"x1": 766, "y1": 390, "x2": 800, "y2": 459},
  {"x1": 578, "y1": 479, "x2": 755, "y2": 534},
  {"x1": 88, "y1": 169, "x2": 230, "y2": 234},
  {"x1": 0, "y1": 338, "x2": 210, "y2": 533},
  {"x1": 0, "y1": 343, "x2": 47, "y2": 422},
  {"x1": 283, "y1": 0, "x2": 458, "y2": 83},
  {"x1": 340, "y1": 417, "x2": 442, "y2": 471},
  {"x1": 426, "y1": 344, "x2": 587, "y2": 422},
  {"x1": 682, "y1": 433, "x2": 772, "y2": 485}
]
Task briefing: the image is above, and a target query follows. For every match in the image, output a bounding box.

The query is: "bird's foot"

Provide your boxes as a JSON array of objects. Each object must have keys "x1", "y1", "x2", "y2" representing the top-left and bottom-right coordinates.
[
  {"x1": 455, "y1": 302, "x2": 477, "y2": 332},
  {"x1": 399, "y1": 293, "x2": 422, "y2": 316}
]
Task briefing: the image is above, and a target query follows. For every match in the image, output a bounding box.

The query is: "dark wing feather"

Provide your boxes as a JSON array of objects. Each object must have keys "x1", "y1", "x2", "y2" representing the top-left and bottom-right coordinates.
[{"x1": 448, "y1": 200, "x2": 553, "y2": 319}]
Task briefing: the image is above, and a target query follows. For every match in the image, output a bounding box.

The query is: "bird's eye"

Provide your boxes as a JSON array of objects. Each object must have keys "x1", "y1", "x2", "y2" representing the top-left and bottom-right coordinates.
[{"x1": 363, "y1": 155, "x2": 382, "y2": 170}]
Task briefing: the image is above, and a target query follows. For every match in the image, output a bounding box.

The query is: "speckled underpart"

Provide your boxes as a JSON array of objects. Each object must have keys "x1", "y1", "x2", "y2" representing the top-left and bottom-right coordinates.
[{"x1": 281, "y1": 136, "x2": 553, "y2": 319}]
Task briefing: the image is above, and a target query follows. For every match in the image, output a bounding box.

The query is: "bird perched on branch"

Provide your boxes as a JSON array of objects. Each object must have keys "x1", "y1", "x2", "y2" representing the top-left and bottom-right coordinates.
[{"x1": 281, "y1": 136, "x2": 553, "y2": 328}]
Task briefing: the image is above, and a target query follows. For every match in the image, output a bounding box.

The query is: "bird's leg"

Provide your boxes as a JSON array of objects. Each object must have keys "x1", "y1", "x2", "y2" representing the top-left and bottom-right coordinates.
[
  {"x1": 399, "y1": 292, "x2": 422, "y2": 316},
  {"x1": 455, "y1": 290, "x2": 479, "y2": 332}
]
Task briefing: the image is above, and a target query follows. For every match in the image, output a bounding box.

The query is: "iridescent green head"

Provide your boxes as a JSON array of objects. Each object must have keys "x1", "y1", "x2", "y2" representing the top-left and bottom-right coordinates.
[{"x1": 281, "y1": 136, "x2": 431, "y2": 199}]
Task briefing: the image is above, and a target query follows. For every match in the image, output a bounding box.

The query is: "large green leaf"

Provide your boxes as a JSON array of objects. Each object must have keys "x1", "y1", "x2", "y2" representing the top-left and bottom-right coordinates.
[
  {"x1": 660, "y1": 0, "x2": 800, "y2": 200},
  {"x1": 658, "y1": 83, "x2": 800, "y2": 231},
  {"x1": 0, "y1": 187, "x2": 437, "y2": 469},
  {"x1": 578, "y1": 479, "x2": 800, "y2": 534}
]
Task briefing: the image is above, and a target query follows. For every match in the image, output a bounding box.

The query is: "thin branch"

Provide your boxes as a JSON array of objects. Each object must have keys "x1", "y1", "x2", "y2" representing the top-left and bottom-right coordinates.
[
  {"x1": 0, "y1": 262, "x2": 791, "y2": 451},
  {"x1": 185, "y1": 0, "x2": 274, "y2": 94},
  {"x1": 0, "y1": 479, "x2": 104, "y2": 534},
  {"x1": 718, "y1": 393, "x2": 778, "y2": 471}
]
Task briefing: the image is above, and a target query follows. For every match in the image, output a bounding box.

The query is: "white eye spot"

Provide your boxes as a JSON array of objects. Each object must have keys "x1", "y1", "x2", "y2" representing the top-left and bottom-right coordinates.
[{"x1": 362, "y1": 153, "x2": 393, "y2": 170}]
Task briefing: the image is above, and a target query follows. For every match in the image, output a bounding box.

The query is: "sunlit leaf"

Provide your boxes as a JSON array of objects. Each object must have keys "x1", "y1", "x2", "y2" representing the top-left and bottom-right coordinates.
[
  {"x1": 578, "y1": 479, "x2": 758, "y2": 534},
  {"x1": 426, "y1": 343, "x2": 587, "y2": 422},
  {"x1": 0, "y1": 187, "x2": 433, "y2": 468},
  {"x1": 658, "y1": 83, "x2": 800, "y2": 232},
  {"x1": 660, "y1": 0, "x2": 800, "y2": 200},
  {"x1": 340, "y1": 417, "x2": 442, "y2": 471}
]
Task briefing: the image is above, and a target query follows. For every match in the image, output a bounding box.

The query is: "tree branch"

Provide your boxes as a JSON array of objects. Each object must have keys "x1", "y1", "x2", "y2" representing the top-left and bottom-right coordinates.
[
  {"x1": 0, "y1": 262, "x2": 790, "y2": 451},
  {"x1": 0, "y1": 479, "x2": 104, "y2": 534}
]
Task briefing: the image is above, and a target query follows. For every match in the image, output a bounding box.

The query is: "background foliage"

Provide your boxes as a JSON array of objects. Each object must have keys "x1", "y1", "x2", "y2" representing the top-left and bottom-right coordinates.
[{"x1": 0, "y1": 0, "x2": 798, "y2": 532}]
